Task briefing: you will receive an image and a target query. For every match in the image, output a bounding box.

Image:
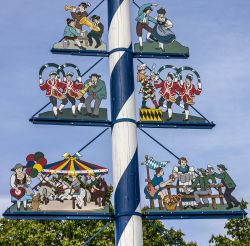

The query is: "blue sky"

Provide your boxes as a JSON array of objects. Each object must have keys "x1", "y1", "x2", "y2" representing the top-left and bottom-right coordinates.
[{"x1": 0, "y1": 0, "x2": 250, "y2": 245}]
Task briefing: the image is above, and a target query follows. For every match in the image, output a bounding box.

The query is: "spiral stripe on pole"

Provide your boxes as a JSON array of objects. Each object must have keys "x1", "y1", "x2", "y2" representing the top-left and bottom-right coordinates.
[{"x1": 108, "y1": 1, "x2": 143, "y2": 245}]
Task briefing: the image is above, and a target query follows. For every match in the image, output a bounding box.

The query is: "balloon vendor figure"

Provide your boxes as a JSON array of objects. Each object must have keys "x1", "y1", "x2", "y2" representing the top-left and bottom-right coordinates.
[{"x1": 10, "y1": 163, "x2": 33, "y2": 211}]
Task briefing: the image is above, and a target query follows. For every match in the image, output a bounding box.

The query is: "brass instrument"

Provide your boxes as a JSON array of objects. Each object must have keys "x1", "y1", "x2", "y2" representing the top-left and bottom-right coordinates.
[
  {"x1": 81, "y1": 83, "x2": 92, "y2": 95},
  {"x1": 80, "y1": 17, "x2": 101, "y2": 32},
  {"x1": 64, "y1": 5, "x2": 78, "y2": 11}
]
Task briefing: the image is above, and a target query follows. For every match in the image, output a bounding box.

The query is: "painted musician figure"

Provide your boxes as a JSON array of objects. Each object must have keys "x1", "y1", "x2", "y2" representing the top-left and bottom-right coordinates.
[
  {"x1": 87, "y1": 15, "x2": 104, "y2": 49},
  {"x1": 70, "y1": 2, "x2": 90, "y2": 32},
  {"x1": 83, "y1": 73, "x2": 107, "y2": 117},
  {"x1": 10, "y1": 163, "x2": 32, "y2": 211},
  {"x1": 144, "y1": 167, "x2": 174, "y2": 210},
  {"x1": 154, "y1": 72, "x2": 182, "y2": 120},
  {"x1": 172, "y1": 157, "x2": 196, "y2": 209},
  {"x1": 64, "y1": 19, "x2": 86, "y2": 50},
  {"x1": 137, "y1": 64, "x2": 159, "y2": 109},
  {"x1": 63, "y1": 72, "x2": 85, "y2": 117},
  {"x1": 39, "y1": 71, "x2": 67, "y2": 117},
  {"x1": 176, "y1": 74, "x2": 202, "y2": 121}
]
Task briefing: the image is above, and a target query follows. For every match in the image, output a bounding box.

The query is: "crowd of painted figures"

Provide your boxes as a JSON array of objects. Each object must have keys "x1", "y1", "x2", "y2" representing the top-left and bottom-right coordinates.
[
  {"x1": 144, "y1": 156, "x2": 240, "y2": 210},
  {"x1": 62, "y1": 2, "x2": 104, "y2": 50},
  {"x1": 39, "y1": 71, "x2": 107, "y2": 118},
  {"x1": 137, "y1": 64, "x2": 202, "y2": 121},
  {"x1": 10, "y1": 163, "x2": 108, "y2": 211}
]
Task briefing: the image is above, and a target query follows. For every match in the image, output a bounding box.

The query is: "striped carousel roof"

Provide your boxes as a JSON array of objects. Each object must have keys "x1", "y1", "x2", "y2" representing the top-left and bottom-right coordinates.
[{"x1": 42, "y1": 156, "x2": 108, "y2": 175}]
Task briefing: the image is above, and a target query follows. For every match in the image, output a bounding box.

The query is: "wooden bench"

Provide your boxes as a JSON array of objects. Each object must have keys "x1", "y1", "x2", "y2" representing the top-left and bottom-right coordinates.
[{"x1": 146, "y1": 184, "x2": 225, "y2": 210}]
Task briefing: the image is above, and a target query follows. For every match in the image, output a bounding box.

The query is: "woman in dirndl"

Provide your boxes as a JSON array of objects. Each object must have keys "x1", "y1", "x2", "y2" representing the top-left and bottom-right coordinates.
[
  {"x1": 10, "y1": 163, "x2": 33, "y2": 211},
  {"x1": 152, "y1": 8, "x2": 176, "y2": 52}
]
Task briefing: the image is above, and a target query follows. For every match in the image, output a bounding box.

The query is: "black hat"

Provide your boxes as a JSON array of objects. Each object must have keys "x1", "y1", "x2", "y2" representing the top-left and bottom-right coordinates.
[
  {"x1": 167, "y1": 72, "x2": 174, "y2": 80},
  {"x1": 186, "y1": 74, "x2": 193, "y2": 81},
  {"x1": 217, "y1": 164, "x2": 227, "y2": 171},
  {"x1": 79, "y1": 2, "x2": 91, "y2": 8},
  {"x1": 143, "y1": 6, "x2": 153, "y2": 12},
  {"x1": 89, "y1": 73, "x2": 101, "y2": 78},
  {"x1": 91, "y1": 15, "x2": 100, "y2": 21},
  {"x1": 66, "y1": 72, "x2": 74, "y2": 77},
  {"x1": 49, "y1": 71, "x2": 57, "y2": 76},
  {"x1": 157, "y1": 8, "x2": 166, "y2": 15},
  {"x1": 67, "y1": 18, "x2": 75, "y2": 25}
]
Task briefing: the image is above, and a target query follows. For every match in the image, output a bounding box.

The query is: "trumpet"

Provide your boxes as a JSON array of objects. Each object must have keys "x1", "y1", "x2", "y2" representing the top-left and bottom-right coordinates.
[
  {"x1": 64, "y1": 5, "x2": 78, "y2": 12},
  {"x1": 80, "y1": 17, "x2": 100, "y2": 32}
]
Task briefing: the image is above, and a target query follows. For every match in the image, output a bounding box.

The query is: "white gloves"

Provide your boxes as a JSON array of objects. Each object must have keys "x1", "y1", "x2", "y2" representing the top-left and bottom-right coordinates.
[{"x1": 39, "y1": 79, "x2": 43, "y2": 84}]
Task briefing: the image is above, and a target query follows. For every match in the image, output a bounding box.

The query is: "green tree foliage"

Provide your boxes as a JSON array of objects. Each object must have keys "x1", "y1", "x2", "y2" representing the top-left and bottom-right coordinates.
[
  {"x1": 209, "y1": 201, "x2": 250, "y2": 246},
  {"x1": 0, "y1": 219, "x2": 197, "y2": 246}
]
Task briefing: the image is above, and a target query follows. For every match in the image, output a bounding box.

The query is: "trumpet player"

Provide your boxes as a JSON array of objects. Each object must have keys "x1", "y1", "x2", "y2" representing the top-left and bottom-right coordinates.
[
  {"x1": 70, "y1": 2, "x2": 90, "y2": 31},
  {"x1": 87, "y1": 15, "x2": 104, "y2": 49},
  {"x1": 64, "y1": 18, "x2": 86, "y2": 50}
]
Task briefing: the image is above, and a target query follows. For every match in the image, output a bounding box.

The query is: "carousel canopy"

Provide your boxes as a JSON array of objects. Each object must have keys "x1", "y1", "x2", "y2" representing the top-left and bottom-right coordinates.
[{"x1": 42, "y1": 156, "x2": 108, "y2": 175}]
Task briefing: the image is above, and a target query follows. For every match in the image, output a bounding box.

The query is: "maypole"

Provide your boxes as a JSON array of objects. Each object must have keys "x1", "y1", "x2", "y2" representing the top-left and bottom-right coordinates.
[{"x1": 108, "y1": 0, "x2": 143, "y2": 245}]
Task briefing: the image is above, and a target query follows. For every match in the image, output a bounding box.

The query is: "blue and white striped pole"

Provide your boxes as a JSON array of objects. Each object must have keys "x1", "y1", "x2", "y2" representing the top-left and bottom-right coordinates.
[{"x1": 108, "y1": 1, "x2": 143, "y2": 245}]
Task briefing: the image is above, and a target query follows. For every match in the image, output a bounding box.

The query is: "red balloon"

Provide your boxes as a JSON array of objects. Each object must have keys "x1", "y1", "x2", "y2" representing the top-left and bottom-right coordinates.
[
  {"x1": 26, "y1": 167, "x2": 32, "y2": 175},
  {"x1": 37, "y1": 157, "x2": 47, "y2": 166},
  {"x1": 26, "y1": 154, "x2": 35, "y2": 162}
]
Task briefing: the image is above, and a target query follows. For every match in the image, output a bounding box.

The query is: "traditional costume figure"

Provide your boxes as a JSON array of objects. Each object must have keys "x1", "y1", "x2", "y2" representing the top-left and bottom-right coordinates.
[
  {"x1": 152, "y1": 8, "x2": 176, "y2": 52},
  {"x1": 172, "y1": 157, "x2": 196, "y2": 209},
  {"x1": 154, "y1": 72, "x2": 181, "y2": 120},
  {"x1": 87, "y1": 15, "x2": 104, "y2": 49},
  {"x1": 90, "y1": 175, "x2": 107, "y2": 206},
  {"x1": 83, "y1": 73, "x2": 107, "y2": 117},
  {"x1": 176, "y1": 74, "x2": 202, "y2": 121},
  {"x1": 63, "y1": 72, "x2": 85, "y2": 116},
  {"x1": 190, "y1": 168, "x2": 216, "y2": 209},
  {"x1": 137, "y1": 64, "x2": 159, "y2": 109},
  {"x1": 64, "y1": 19, "x2": 86, "y2": 50},
  {"x1": 70, "y1": 2, "x2": 90, "y2": 31},
  {"x1": 144, "y1": 167, "x2": 174, "y2": 210},
  {"x1": 213, "y1": 164, "x2": 240, "y2": 209},
  {"x1": 70, "y1": 176, "x2": 87, "y2": 209},
  {"x1": 10, "y1": 163, "x2": 33, "y2": 211},
  {"x1": 39, "y1": 71, "x2": 67, "y2": 117},
  {"x1": 136, "y1": 3, "x2": 158, "y2": 51}
]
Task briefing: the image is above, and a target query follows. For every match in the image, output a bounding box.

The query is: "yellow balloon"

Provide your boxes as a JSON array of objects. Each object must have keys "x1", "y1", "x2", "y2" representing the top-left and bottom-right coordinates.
[{"x1": 33, "y1": 163, "x2": 43, "y2": 173}]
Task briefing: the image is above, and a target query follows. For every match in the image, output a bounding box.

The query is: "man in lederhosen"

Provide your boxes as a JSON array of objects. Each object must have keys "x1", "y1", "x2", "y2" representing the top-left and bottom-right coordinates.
[
  {"x1": 63, "y1": 72, "x2": 85, "y2": 117},
  {"x1": 154, "y1": 72, "x2": 181, "y2": 120},
  {"x1": 175, "y1": 74, "x2": 202, "y2": 121},
  {"x1": 136, "y1": 3, "x2": 158, "y2": 51},
  {"x1": 87, "y1": 15, "x2": 104, "y2": 49},
  {"x1": 39, "y1": 71, "x2": 68, "y2": 117},
  {"x1": 70, "y1": 2, "x2": 90, "y2": 32}
]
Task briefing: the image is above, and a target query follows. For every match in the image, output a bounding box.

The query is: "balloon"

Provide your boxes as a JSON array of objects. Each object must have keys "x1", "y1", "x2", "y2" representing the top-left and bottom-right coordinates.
[
  {"x1": 26, "y1": 167, "x2": 32, "y2": 175},
  {"x1": 37, "y1": 157, "x2": 47, "y2": 166},
  {"x1": 34, "y1": 152, "x2": 44, "y2": 161},
  {"x1": 26, "y1": 154, "x2": 35, "y2": 162},
  {"x1": 33, "y1": 163, "x2": 43, "y2": 173},
  {"x1": 26, "y1": 161, "x2": 35, "y2": 168},
  {"x1": 29, "y1": 168, "x2": 39, "y2": 178}
]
